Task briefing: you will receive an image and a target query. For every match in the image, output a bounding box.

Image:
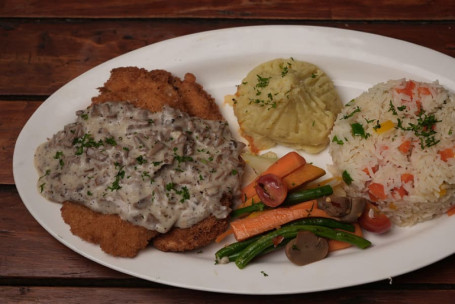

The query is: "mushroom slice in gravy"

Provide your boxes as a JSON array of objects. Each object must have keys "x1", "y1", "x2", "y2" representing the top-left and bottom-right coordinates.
[{"x1": 35, "y1": 102, "x2": 245, "y2": 234}]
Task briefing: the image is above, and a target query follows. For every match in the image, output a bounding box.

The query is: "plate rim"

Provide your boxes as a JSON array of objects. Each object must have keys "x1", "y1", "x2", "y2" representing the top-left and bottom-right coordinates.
[{"x1": 13, "y1": 24, "x2": 455, "y2": 295}]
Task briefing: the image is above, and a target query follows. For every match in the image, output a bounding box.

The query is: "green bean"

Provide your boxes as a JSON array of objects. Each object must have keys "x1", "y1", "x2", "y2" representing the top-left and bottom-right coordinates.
[
  {"x1": 288, "y1": 217, "x2": 355, "y2": 232},
  {"x1": 231, "y1": 202, "x2": 265, "y2": 218},
  {"x1": 227, "y1": 238, "x2": 291, "y2": 262},
  {"x1": 215, "y1": 234, "x2": 262, "y2": 262},
  {"x1": 216, "y1": 218, "x2": 353, "y2": 263},
  {"x1": 231, "y1": 185, "x2": 333, "y2": 218},
  {"x1": 235, "y1": 225, "x2": 371, "y2": 269},
  {"x1": 283, "y1": 185, "x2": 333, "y2": 206}
]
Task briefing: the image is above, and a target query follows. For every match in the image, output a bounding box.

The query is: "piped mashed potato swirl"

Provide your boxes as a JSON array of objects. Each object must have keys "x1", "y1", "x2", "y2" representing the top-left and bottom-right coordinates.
[{"x1": 233, "y1": 58, "x2": 342, "y2": 154}]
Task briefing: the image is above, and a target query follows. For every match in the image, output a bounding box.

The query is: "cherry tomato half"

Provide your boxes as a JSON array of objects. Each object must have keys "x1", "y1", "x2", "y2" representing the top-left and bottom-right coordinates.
[
  {"x1": 255, "y1": 174, "x2": 288, "y2": 207},
  {"x1": 358, "y1": 202, "x2": 392, "y2": 234}
]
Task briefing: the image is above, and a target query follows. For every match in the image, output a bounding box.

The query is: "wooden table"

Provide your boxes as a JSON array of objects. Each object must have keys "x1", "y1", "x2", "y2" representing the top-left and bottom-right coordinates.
[{"x1": 1, "y1": 1, "x2": 454, "y2": 302}]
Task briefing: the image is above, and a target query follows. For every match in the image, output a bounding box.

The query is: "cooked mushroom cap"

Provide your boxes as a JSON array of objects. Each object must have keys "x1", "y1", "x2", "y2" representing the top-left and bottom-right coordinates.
[
  {"x1": 317, "y1": 195, "x2": 367, "y2": 223},
  {"x1": 285, "y1": 231, "x2": 329, "y2": 266},
  {"x1": 340, "y1": 197, "x2": 366, "y2": 222},
  {"x1": 317, "y1": 196, "x2": 351, "y2": 217}
]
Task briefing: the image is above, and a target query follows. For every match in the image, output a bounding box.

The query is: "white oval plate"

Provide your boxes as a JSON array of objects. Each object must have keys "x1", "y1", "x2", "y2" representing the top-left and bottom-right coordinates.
[{"x1": 13, "y1": 25, "x2": 455, "y2": 294}]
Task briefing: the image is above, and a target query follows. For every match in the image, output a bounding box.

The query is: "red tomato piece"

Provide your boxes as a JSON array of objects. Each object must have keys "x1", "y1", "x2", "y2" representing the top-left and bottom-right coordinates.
[
  {"x1": 255, "y1": 174, "x2": 288, "y2": 207},
  {"x1": 359, "y1": 202, "x2": 392, "y2": 234}
]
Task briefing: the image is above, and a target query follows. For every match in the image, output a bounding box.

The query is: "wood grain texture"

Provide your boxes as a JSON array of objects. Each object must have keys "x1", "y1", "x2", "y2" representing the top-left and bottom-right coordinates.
[
  {"x1": 0, "y1": 187, "x2": 129, "y2": 279},
  {"x1": 1, "y1": 286, "x2": 455, "y2": 304},
  {"x1": 1, "y1": 20, "x2": 454, "y2": 96},
  {"x1": 0, "y1": 0, "x2": 454, "y2": 20},
  {"x1": 0, "y1": 101, "x2": 41, "y2": 184}
]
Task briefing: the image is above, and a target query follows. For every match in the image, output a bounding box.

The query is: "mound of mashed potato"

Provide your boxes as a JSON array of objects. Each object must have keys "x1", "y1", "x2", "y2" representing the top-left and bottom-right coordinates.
[{"x1": 233, "y1": 58, "x2": 342, "y2": 154}]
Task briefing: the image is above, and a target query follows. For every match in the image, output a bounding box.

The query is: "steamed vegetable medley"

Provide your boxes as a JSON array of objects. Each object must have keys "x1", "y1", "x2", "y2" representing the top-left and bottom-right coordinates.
[{"x1": 215, "y1": 152, "x2": 392, "y2": 268}]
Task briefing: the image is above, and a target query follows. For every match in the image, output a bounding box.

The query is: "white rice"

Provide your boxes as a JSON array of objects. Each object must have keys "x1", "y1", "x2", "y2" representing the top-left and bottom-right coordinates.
[{"x1": 329, "y1": 79, "x2": 455, "y2": 226}]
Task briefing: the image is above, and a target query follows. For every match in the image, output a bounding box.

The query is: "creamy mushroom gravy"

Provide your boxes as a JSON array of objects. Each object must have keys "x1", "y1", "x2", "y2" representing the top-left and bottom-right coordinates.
[{"x1": 35, "y1": 102, "x2": 245, "y2": 233}]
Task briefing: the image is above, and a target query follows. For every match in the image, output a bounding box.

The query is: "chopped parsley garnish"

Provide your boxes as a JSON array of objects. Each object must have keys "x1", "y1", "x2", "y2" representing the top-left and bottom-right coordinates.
[
  {"x1": 351, "y1": 123, "x2": 370, "y2": 139},
  {"x1": 141, "y1": 171, "x2": 154, "y2": 183},
  {"x1": 53, "y1": 151, "x2": 64, "y2": 168},
  {"x1": 373, "y1": 120, "x2": 381, "y2": 130},
  {"x1": 80, "y1": 113, "x2": 89, "y2": 120},
  {"x1": 107, "y1": 166, "x2": 125, "y2": 191},
  {"x1": 249, "y1": 96, "x2": 277, "y2": 110},
  {"x1": 173, "y1": 148, "x2": 194, "y2": 165},
  {"x1": 54, "y1": 151, "x2": 63, "y2": 159},
  {"x1": 136, "y1": 155, "x2": 147, "y2": 165},
  {"x1": 165, "y1": 182, "x2": 176, "y2": 191},
  {"x1": 396, "y1": 111, "x2": 441, "y2": 149},
  {"x1": 279, "y1": 61, "x2": 291, "y2": 77},
  {"x1": 342, "y1": 106, "x2": 361, "y2": 119},
  {"x1": 388, "y1": 101, "x2": 398, "y2": 115},
  {"x1": 332, "y1": 135, "x2": 344, "y2": 145},
  {"x1": 174, "y1": 154, "x2": 194, "y2": 164},
  {"x1": 342, "y1": 170, "x2": 353, "y2": 185},
  {"x1": 73, "y1": 133, "x2": 104, "y2": 155},
  {"x1": 39, "y1": 183, "x2": 45, "y2": 193},
  {"x1": 231, "y1": 169, "x2": 238, "y2": 175},
  {"x1": 105, "y1": 137, "x2": 117, "y2": 146},
  {"x1": 346, "y1": 99, "x2": 355, "y2": 106},
  {"x1": 255, "y1": 75, "x2": 271, "y2": 89},
  {"x1": 165, "y1": 183, "x2": 190, "y2": 203},
  {"x1": 180, "y1": 186, "x2": 190, "y2": 202},
  {"x1": 39, "y1": 169, "x2": 51, "y2": 179}
]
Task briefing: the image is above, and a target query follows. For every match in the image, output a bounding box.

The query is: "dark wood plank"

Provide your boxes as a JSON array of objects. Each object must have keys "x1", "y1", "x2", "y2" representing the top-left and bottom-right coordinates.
[
  {"x1": 1, "y1": 286, "x2": 455, "y2": 304},
  {"x1": 0, "y1": 187, "x2": 128, "y2": 279},
  {"x1": 0, "y1": 101, "x2": 41, "y2": 185},
  {"x1": 1, "y1": 20, "x2": 454, "y2": 96},
  {"x1": 1, "y1": 186, "x2": 454, "y2": 284},
  {"x1": 0, "y1": 0, "x2": 454, "y2": 20}
]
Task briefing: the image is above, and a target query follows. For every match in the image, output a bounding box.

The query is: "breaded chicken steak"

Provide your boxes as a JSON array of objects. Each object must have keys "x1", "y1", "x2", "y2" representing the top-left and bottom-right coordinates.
[{"x1": 48, "y1": 67, "x2": 243, "y2": 257}]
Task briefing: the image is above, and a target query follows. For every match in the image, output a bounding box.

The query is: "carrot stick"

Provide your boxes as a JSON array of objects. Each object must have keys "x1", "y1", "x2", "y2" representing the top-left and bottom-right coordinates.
[
  {"x1": 401, "y1": 173, "x2": 414, "y2": 184},
  {"x1": 447, "y1": 205, "x2": 455, "y2": 216},
  {"x1": 241, "y1": 151, "x2": 306, "y2": 201},
  {"x1": 215, "y1": 228, "x2": 234, "y2": 243},
  {"x1": 282, "y1": 163, "x2": 325, "y2": 189},
  {"x1": 398, "y1": 140, "x2": 412, "y2": 154},
  {"x1": 230, "y1": 200, "x2": 332, "y2": 241},
  {"x1": 438, "y1": 148, "x2": 454, "y2": 162},
  {"x1": 368, "y1": 183, "x2": 387, "y2": 201},
  {"x1": 239, "y1": 194, "x2": 261, "y2": 209},
  {"x1": 328, "y1": 223, "x2": 363, "y2": 251}
]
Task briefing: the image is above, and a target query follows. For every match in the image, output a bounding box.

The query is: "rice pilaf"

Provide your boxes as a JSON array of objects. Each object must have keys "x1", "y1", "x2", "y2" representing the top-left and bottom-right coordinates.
[{"x1": 329, "y1": 79, "x2": 455, "y2": 226}]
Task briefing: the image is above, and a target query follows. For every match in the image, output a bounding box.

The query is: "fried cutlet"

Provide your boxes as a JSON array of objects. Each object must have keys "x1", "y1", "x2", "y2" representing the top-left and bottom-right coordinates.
[
  {"x1": 61, "y1": 201, "x2": 158, "y2": 257},
  {"x1": 61, "y1": 67, "x2": 234, "y2": 257},
  {"x1": 92, "y1": 67, "x2": 223, "y2": 121},
  {"x1": 152, "y1": 196, "x2": 231, "y2": 252}
]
